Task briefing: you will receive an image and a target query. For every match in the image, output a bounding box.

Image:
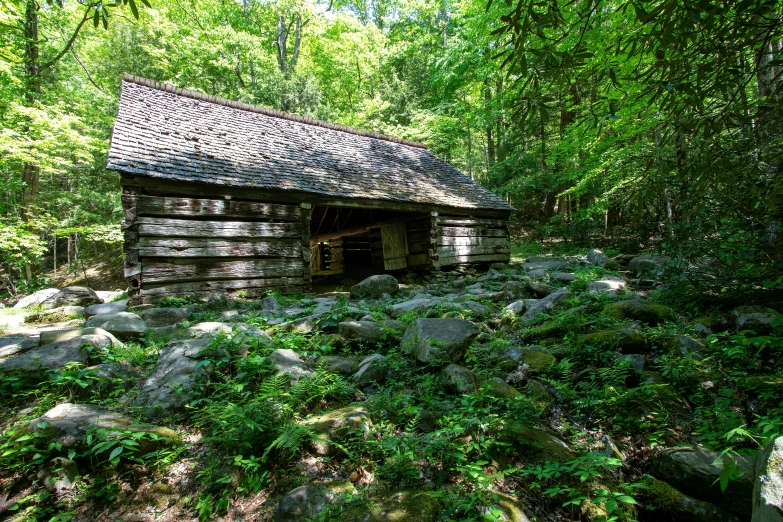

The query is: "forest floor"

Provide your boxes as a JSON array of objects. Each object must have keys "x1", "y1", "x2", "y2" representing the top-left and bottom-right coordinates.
[{"x1": 0, "y1": 241, "x2": 781, "y2": 522}]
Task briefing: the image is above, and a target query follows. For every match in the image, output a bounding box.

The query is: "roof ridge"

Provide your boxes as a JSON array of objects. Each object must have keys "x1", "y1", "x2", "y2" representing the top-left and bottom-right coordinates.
[{"x1": 121, "y1": 73, "x2": 429, "y2": 150}]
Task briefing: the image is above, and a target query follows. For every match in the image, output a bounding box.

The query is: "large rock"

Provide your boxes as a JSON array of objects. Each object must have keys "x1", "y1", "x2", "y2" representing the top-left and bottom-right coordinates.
[
  {"x1": 338, "y1": 321, "x2": 395, "y2": 344},
  {"x1": 318, "y1": 356, "x2": 359, "y2": 377},
  {"x1": 135, "y1": 337, "x2": 214, "y2": 416},
  {"x1": 352, "y1": 354, "x2": 387, "y2": 385},
  {"x1": 587, "y1": 276, "x2": 627, "y2": 294},
  {"x1": 13, "y1": 288, "x2": 60, "y2": 309},
  {"x1": 140, "y1": 307, "x2": 190, "y2": 327},
  {"x1": 38, "y1": 327, "x2": 122, "y2": 348},
  {"x1": 666, "y1": 334, "x2": 706, "y2": 356},
  {"x1": 86, "y1": 312, "x2": 147, "y2": 340},
  {"x1": 581, "y1": 326, "x2": 648, "y2": 354},
  {"x1": 602, "y1": 299, "x2": 677, "y2": 326},
  {"x1": 261, "y1": 295, "x2": 282, "y2": 314},
  {"x1": 83, "y1": 300, "x2": 128, "y2": 319},
  {"x1": 24, "y1": 306, "x2": 85, "y2": 324},
  {"x1": 731, "y1": 306, "x2": 779, "y2": 334},
  {"x1": 334, "y1": 490, "x2": 441, "y2": 522},
  {"x1": 521, "y1": 290, "x2": 572, "y2": 324},
  {"x1": 401, "y1": 318, "x2": 479, "y2": 364},
  {"x1": 519, "y1": 348, "x2": 556, "y2": 372},
  {"x1": 0, "y1": 337, "x2": 39, "y2": 359},
  {"x1": 587, "y1": 249, "x2": 608, "y2": 267},
  {"x1": 439, "y1": 363, "x2": 478, "y2": 394},
  {"x1": 753, "y1": 435, "x2": 783, "y2": 522},
  {"x1": 43, "y1": 287, "x2": 102, "y2": 308},
  {"x1": 389, "y1": 296, "x2": 441, "y2": 318},
  {"x1": 29, "y1": 403, "x2": 176, "y2": 448},
  {"x1": 506, "y1": 424, "x2": 573, "y2": 463},
  {"x1": 185, "y1": 322, "x2": 268, "y2": 344},
  {"x1": 639, "y1": 477, "x2": 742, "y2": 522},
  {"x1": 651, "y1": 448, "x2": 756, "y2": 517},
  {"x1": 269, "y1": 349, "x2": 314, "y2": 381},
  {"x1": 628, "y1": 255, "x2": 672, "y2": 277},
  {"x1": 305, "y1": 405, "x2": 371, "y2": 456},
  {"x1": 487, "y1": 377, "x2": 522, "y2": 399},
  {"x1": 350, "y1": 275, "x2": 399, "y2": 299},
  {"x1": 274, "y1": 482, "x2": 355, "y2": 522},
  {"x1": 0, "y1": 334, "x2": 112, "y2": 374}
]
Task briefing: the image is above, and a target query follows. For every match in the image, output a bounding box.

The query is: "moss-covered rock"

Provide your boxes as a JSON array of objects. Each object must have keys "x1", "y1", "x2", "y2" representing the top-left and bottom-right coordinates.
[
  {"x1": 486, "y1": 377, "x2": 522, "y2": 399},
  {"x1": 520, "y1": 348, "x2": 556, "y2": 371},
  {"x1": 505, "y1": 424, "x2": 573, "y2": 463},
  {"x1": 521, "y1": 320, "x2": 564, "y2": 341},
  {"x1": 601, "y1": 300, "x2": 677, "y2": 326},
  {"x1": 580, "y1": 327, "x2": 649, "y2": 354},
  {"x1": 333, "y1": 490, "x2": 441, "y2": 521},
  {"x1": 485, "y1": 492, "x2": 531, "y2": 521},
  {"x1": 662, "y1": 334, "x2": 706, "y2": 356},
  {"x1": 304, "y1": 405, "x2": 371, "y2": 456},
  {"x1": 638, "y1": 476, "x2": 741, "y2": 522},
  {"x1": 525, "y1": 380, "x2": 553, "y2": 413},
  {"x1": 439, "y1": 363, "x2": 479, "y2": 395}
]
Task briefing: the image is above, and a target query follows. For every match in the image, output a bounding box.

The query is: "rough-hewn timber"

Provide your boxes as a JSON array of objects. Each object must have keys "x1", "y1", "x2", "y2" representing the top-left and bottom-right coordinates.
[
  {"x1": 135, "y1": 196, "x2": 303, "y2": 220},
  {"x1": 138, "y1": 217, "x2": 301, "y2": 239},
  {"x1": 138, "y1": 238, "x2": 302, "y2": 258},
  {"x1": 434, "y1": 213, "x2": 510, "y2": 268},
  {"x1": 142, "y1": 258, "x2": 304, "y2": 284}
]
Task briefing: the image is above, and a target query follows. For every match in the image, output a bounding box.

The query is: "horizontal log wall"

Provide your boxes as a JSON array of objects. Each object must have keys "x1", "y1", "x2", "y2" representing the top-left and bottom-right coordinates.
[
  {"x1": 123, "y1": 192, "x2": 309, "y2": 304},
  {"x1": 433, "y1": 214, "x2": 510, "y2": 268}
]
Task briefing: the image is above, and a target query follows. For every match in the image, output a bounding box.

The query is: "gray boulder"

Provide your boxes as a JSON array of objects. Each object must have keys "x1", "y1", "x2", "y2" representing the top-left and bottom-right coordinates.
[
  {"x1": 269, "y1": 349, "x2": 314, "y2": 381},
  {"x1": 305, "y1": 405, "x2": 371, "y2": 456},
  {"x1": 440, "y1": 363, "x2": 478, "y2": 395},
  {"x1": 640, "y1": 477, "x2": 742, "y2": 522},
  {"x1": 30, "y1": 403, "x2": 175, "y2": 447},
  {"x1": 652, "y1": 448, "x2": 755, "y2": 517},
  {"x1": 140, "y1": 307, "x2": 190, "y2": 327},
  {"x1": 753, "y1": 435, "x2": 783, "y2": 522},
  {"x1": 350, "y1": 275, "x2": 399, "y2": 299},
  {"x1": 551, "y1": 272, "x2": 577, "y2": 283},
  {"x1": 261, "y1": 295, "x2": 282, "y2": 314},
  {"x1": 587, "y1": 276, "x2": 627, "y2": 294},
  {"x1": 83, "y1": 300, "x2": 128, "y2": 319},
  {"x1": 352, "y1": 354, "x2": 386, "y2": 385},
  {"x1": 43, "y1": 287, "x2": 102, "y2": 309},
  {"x1": 587, "y1": 249, "x2": 608, "y2": 267},
  {"x1": 0, "y1": 337, "x2": 39, "y2": 359},
  {"x1": 628, "y1": 255, "x2": 671, "y2": 277},
  {"x1": 338, "y1": 321, "x2": 388, "y2": 344},
  {"x1": 731, "y1": 306, "x2": 779, "y2": 334},
  {"x1": 318, "y1": 356, "x2": 359, "y2": 377},
  {"x1": 13, "y1": 288, "x2": 60, "y2": 309},
  {"x1": 0, "y1": 334, "x2": 113, "y2": 374},
  {"x1": 274, "y1": 482, "x2": 355, "y2": 522},
  {"x1": 135, "y1": 337, "x2": 215, "y2": 416},
  {"x1": 521, "y1": 290, "x2": 572, "y2": 323},
  {"x1": 389, "y1": 296, "x2": 441, "y2": 318},
  {"x1": 86, "y1": 312, "x2": 147, "y2": 340},
  {"x1": 402, "y1": 318, "x2": 479, "y2": 364},
  {"x1": 527, "y1": 268, "x2": 548, "y2": 279},
  {"x1": 38, "y1": 327, "x2": 122, "y2": 348}
]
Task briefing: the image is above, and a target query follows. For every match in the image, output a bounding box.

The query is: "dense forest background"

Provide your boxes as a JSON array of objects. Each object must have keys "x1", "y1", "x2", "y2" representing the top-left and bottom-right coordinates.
[{"x1": 1, "y1": 0, "x2": 782, "y2": 299}]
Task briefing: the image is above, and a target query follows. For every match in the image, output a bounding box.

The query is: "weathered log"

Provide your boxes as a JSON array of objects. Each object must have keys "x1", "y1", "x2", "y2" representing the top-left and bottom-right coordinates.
[
  {"x1": 438, "y1": 226, "x2": 508, "y2": 237},
  {"x1": 137, "y1": 217, "x2": 301, "y2": 239},
  {"x1": 301, "y1": 203, "x2": 313, "y2": 287},
  {"x1": 138, "y1": 238, "x2": 302, "y2": 258},
  {"x1": 437, "y1": 236, "x2": 509, "y2": 247},
  {"x1": 135, "y1": 195, "x2": 302, "y2": 220},
  {"x1": 141, "y1": 276, "x2": 305, "y2": 303},
  {"x1": 434, "y1": 253, "x2": 510, "y2": 267},
  {"x1": 437, "y1": 217, "x2": 507, "y2": 227},
  {"x1": 142, "y1": 258, "x2": 303, "y2": 284},
  {"x1": 436, "y1": 244, "x2": 510, "y2": 257}
]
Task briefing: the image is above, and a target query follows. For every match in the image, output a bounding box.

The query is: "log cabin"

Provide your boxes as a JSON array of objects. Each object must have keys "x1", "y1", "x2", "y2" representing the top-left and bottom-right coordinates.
[{"x1": 107, "y1": 74, "x2": 514, "y2": 304}]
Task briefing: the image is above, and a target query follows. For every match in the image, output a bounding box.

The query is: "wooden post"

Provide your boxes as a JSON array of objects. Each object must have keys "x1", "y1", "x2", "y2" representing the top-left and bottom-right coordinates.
[
  {"x1": 429, "y1": 211, "x2": 439, "y2": 269},
  {"x1": 122, "y1": 186, "x2": 143, "y2": 305},
  {"x1": 300, "y1": 203, "x2": 312, "y2": 291}
]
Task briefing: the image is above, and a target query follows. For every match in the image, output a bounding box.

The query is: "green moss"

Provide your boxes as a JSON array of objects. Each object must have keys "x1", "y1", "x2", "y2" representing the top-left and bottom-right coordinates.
[
  {"x1": 522, "y1": 321, "x2": 564, "y2": 341},
  {"x1": 581, "y1": 329, "x2": 648, "y2": 353},
  {"x1": 601, "y1": 301, "x2": 677, "y2": 325},
  {"x1": 335, "y1": 491, "x2": 440, "y2": 521},
  {"x1": 486, "y1": 378, "x2": 523, "y2": 399},
  {"x1": 520, "y1": 349, "x2": 556, "y2": 371},
  {"x1": 505, "y1": 424, "x2": 573, "y2": 463},
  {"x1": 639, "y1": 476, "x2": 686, "y2": 514}
]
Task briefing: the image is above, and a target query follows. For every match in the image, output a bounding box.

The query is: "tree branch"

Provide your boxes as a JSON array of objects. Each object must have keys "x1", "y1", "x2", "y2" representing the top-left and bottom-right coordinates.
[
  {"x1": 39, "y1": 6, "x2": 91, "y2": 71},
  {"x1": 71, "y1": 45, "x2": 105, "y2": 93}
]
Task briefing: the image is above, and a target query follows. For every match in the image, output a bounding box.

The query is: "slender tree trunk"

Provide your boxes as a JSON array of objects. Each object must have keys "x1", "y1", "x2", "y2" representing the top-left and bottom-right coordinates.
[
  {"x1": 484, "y1": 78, "x2": 495, "y2": 167},
  {"x1": 21, "y1": 0, "x2": 41, "y2": 217}
]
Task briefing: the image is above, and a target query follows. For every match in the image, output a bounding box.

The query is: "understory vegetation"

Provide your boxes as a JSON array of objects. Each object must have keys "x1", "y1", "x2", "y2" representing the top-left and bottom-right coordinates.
[{"x1": 1, "y1": 250, "x2": 781, "y2": 521}]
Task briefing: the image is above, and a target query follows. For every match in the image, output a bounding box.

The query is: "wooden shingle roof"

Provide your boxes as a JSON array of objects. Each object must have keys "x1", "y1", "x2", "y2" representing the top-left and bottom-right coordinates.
[{"x1": 107, "y1": 75, "x2": 514, "y2": 212}]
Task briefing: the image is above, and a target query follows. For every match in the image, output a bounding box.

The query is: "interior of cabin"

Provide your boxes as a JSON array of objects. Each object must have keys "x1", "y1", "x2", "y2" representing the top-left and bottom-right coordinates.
[{"x1": 308, "y1": 206, "x2": 432, "y2": 289}]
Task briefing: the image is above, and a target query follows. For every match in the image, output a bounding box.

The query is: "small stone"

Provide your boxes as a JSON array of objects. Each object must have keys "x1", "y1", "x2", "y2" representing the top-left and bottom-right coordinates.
[
  {"x1": 551, "y1": 272, "x2": 577, "y2": 283},
  {"x1": 318, "y1": 356, "x2": 358, "y2": 377},
  {"x1": 440, "y1": 363, "x2": 478, "y2": 395},
  {"x1": 83, "y1": 300, "x2": 128, "y2": 318},
  {"x1": 628, "y1": 255, "x2": 672, "y2": 277},
  {"x1": 43, "y1": 287, "x2": 102, "y2": 308},
  {"x1": 261, "y1": 295, "x2": 282, "y2": 314},
  {"x1": 587, "y1": 276, "x2": 627, "y2": 294},
  {"x1": 527, "y1": 268, "x2": 549, "y2": 280}
]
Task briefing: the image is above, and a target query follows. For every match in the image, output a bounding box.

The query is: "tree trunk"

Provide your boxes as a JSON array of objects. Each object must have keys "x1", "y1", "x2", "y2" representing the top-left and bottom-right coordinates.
[
  {"x1": 276, "y1": 14, "x2": 288, "y2": 75},
  {"x1": 484, "y1": 78, "x2": 495, "y2": 167},
  {"x1": 21, "y1": 0, "x2": 41, "y2": 216}
]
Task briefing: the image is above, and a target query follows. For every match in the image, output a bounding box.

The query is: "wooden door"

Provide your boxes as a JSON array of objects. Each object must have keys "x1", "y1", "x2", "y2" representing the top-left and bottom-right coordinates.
[{"x1": 381, "y1": 223, "x2": 409, "y2": 270}]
